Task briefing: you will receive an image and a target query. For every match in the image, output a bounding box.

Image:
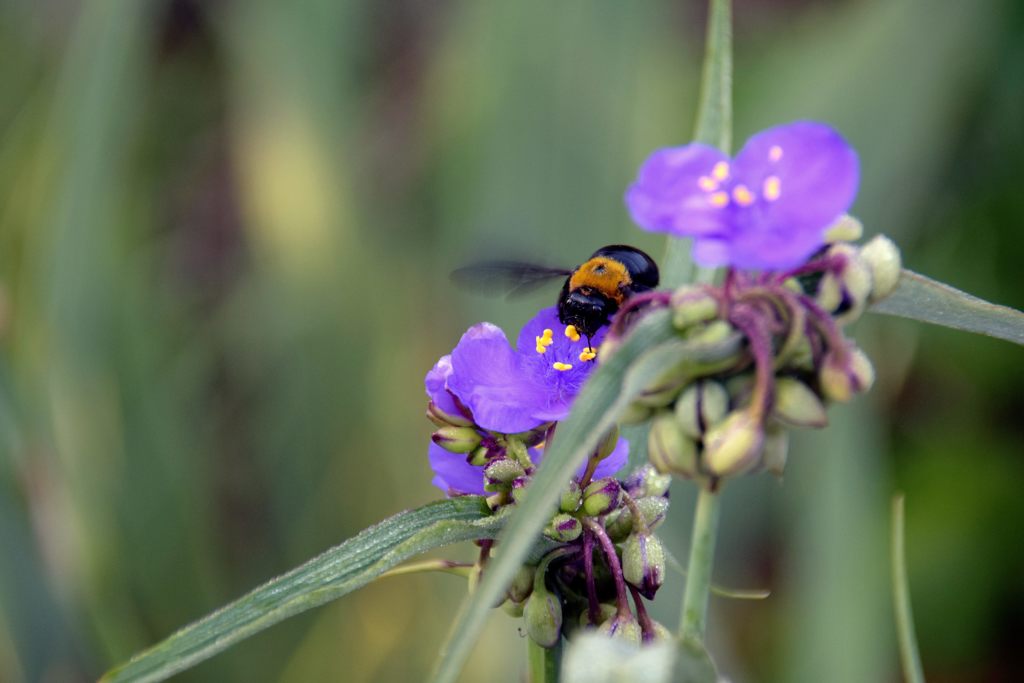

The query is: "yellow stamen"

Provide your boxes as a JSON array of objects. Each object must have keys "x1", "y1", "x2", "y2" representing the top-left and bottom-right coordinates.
[
  {"x1": 564, "y1": 325, "x2": 581, "y2": 342},
  {"x1": 541, "y1": 328, "x2": 553, "y2": 340},
  {"x1": 769, "y1": 145, "x2": 783, "y2": 162},
  {"x1": 709, "y1": 191, "x2": 729, "y2": 208},
  {"x1": 697, "y1": 176, "x2": 718, "y2": 192},
  {"x1": 763, "y1": 175, "x2": 781, "y2": 201},
  {"x1": 536, "y1": 329, "x2": 555, "y2": 354},
  {"x1": 552, "y1": 362, "x2": 573, "y2": 371},
  {"x1": 732, "y1": 184, "x2": 754, "y2": 207},
  {"x1": 535, "y1": 342, "x2": 547, "y2": 354},
  {"x1": 579, "y1": 347, "x2": 597, "y2": 362},
  {"x1": 711, "y1": 161, "x2": 730, "y2": 181}
]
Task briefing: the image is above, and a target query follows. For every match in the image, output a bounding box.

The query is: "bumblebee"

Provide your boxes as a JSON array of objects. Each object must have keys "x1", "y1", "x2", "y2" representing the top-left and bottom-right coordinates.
[{"x1": 451, "y1": 244, "x2": 660, "y2": 339}]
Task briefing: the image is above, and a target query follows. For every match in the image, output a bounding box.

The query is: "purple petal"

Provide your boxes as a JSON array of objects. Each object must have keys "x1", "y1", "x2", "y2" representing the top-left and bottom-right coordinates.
[
  {"x1": 727, "y1": 121, "x2": 859, "y2": 269},
  {"x1": 428, "y1": 442, "x2": 487, "y2": 496},
  {"x1": 447, "y1": 323, "x2": 542, "y2": 433},
  {"x1": 516, "y1": 307, "x2": 607, "y2": 423},
  {"x1": 425, "y1": 355, "x2": 462, "y2": 417},
  {"x1": 625, "y1": 144, "x2": 732, "y2": 237}
]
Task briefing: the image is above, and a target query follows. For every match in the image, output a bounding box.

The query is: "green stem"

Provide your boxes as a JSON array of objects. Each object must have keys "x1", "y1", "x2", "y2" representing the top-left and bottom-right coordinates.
[
  {"x1": 527, "y1": 637, "x2": 562, "y2": 683},
  {"x1": 679, "y1": 486, "x2": 721, "y2": 643},
  {"x1": 661, "y1": 0, "x2": 732, "y2": 289},
  {"x1": 891, "y1": 495, "x2": 925, "y2": 683}
]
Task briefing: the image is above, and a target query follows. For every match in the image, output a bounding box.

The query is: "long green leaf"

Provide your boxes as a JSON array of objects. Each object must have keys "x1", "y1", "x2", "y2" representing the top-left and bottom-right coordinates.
[
  {"x1": 101, "y1": 497, "x2": 499, "y2": 683},
  {"x1": 431, "y1": 311, "x2": 741, "y2": 683},
  {"x1": 869, "y1": 269, "x2": 1024, "y2": 345}
]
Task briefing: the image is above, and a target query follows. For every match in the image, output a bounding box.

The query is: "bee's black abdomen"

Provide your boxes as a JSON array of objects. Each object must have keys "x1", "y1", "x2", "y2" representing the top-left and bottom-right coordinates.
[{"x1": 590, "y1": 245, "x2": 659, "y2": 291}]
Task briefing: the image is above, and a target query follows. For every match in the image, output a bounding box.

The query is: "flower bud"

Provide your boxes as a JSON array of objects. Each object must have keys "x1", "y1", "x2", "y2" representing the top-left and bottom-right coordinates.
[
  {"x1": 644, "y1": 620, "x2": 673, "y2": 643},
  {"x1": 578, "y1": 602, "x2": 617, "y2": 628},
  {"x1": 507, "y1": 564, "x2": 535, "y2": 604},
  {"x1": 819, "y1": 346, "x2": 875, "y2": 403},
  {"x1": 622, "y1": 532, "x2": 666, "y2": 599},
  {"x1": 762, "y1": 425, "x2": 789, "y2": 478},
  {"x1": 524, "y1": 583, "x2": 563, "y2": 648},
  {"x1": 484, "y1": 457, "x2": 525, "y2": 485},
  {"x1": 675, "y1": 380, "x2": 730, "y2": 439},
  {"x1": 431, "y1": 426, "x2": 482, "y2": 454},
  {"x1": 544, "y1": 513, "x2": 583, "y2": 542},
  {"x1": 816, "y1": 244, "x2": 872, "y2": 325},
  {"x1": 501, "y1": 598, "x2": 525, "y2": 618},
  {"x1": 595, "y1": 425, "x2": 620, "y2": 461},
  {"x1": 702, "y1": 410, "x2": 764, "y2": 477},
  {"x1": 648, "y1": 412, "x2": 699, "y2": 478},
  {"x1": 621, "y1": 464, "x2": 671, "y2": 499},
  {"x1": 619, "y1": 402, "x2": 653, "y2": 426},
  {"x1": 603, "y1": 506, "x2": 633, "y2": 542},
  {"x1": 860, "y1": 234, "x2": 902, "y2": 302},
  {"x1": 426, "y1": 401, "x2": 475, "y2": 428},
  {"x1": 823, "y1": 214, "x2": 864, "y2": 243},
  {"x1": 467, "y1": 445, "x2": 491, "y2": 466},
  {"x1": 772, "y1": 377, "x2": 828, "y2": 428},
  {"x1": 633, "y1": 496, "x2": 670, "y2": 531},
  {"x1": 597, "y1": 613, "x2": 642, "y2": 646},
  {"x1": 559, "y1": 479, "x2": 582, "y2": 513},
  {"x1": 582, "y1": 478, "x2": 623, "y2": 517},
  {"x1": 671, "y1": 286, "x2": 719, "y2": 330}
]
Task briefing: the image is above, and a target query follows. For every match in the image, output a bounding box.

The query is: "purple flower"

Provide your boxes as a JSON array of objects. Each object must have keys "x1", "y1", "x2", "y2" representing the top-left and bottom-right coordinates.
[
  {"x1": 445, "y1": 307, "x2": 607, "y2": 433},
  {"x1": 429, "y1": 437, "x2": 630, "y2": 497},
  {"x1": 625, "y1": 121, "x2": 859, "y2": 271}
]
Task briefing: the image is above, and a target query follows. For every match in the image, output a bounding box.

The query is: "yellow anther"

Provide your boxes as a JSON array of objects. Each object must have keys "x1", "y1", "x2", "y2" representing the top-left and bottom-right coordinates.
[
  {"x1": 732, "y1": 184, "x2": 755, "y2": 207},
  {"x1": 535, "y1": 342, "x2": 547, "y2": 354},
  {"x1": 709, "y1": 191, "x2": 729, "y2": 208},
  {"x1": 564, "y1": 325, "x2": 581, "y2": 342},
  {"x1": 697, "y1": 176, "x2": 718, "y2": 192},
  {"x1": 552, "y1": 362, "x2": 573, "y2": 371},
  {"x1": 711, "y1": 161, "x2": 730, "y2": 181},
  {"x1": 536, "y1": 330, "x2": 555, "y2": 354},
  {"x1": 763, "y1": 176, "x2": 781, "y2": 201},
  {"x1": 579, "y1": 347, "x2": 597, "y2": 362},
  {"x1": 541, "y1": 328, "x2": 554, "y2": 340},
  {"x1": 769, "y1": 145, "x2": 784, "y2": 162}
]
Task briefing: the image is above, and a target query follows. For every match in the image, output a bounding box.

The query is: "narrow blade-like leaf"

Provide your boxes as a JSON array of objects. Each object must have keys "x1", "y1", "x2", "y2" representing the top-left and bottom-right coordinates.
[
  {"x1": 870, "y1": 269, "x2": 1024, "y2": 345},
  {"x1": 102, "y1": 497, "x2": 499, "y2": 683}
]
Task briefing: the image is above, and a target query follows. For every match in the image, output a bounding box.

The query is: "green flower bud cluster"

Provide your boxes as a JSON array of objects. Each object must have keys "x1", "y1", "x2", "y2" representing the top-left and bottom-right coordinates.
[
  {"x1": 505, "y1": 465, "x2": 674, "y2": 650},
  {"x1": 619, "y1": 229, "x2": 900, "y2": 484}
]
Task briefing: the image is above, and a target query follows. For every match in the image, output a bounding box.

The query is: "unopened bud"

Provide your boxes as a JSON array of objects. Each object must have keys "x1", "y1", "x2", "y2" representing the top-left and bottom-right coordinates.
[
  {"x1": 467, "y1": 445, "x2": 491, "y2": 466},
  {"x1": 675, "y1": 380, "x2": 730, "y2": 439},
  {"x1": 524, "y1": 584, "x2": 563, "y2": 648},
  {"x1": 484, "y1": 457, "x2": 525, "y2": 485},
  {"x1": 860, "y1": 234, "x2": 902, "y2": 302},
  {"x1": 582, "y1": 478, "x2": 622, "y2": 516},
  {"x1": 507, "y1": 565, "x2": 534, "y2": 604},
  {"x1": 544, "y1": 513, "x2": 583, "y2": 542},
  {"x1": 431, "y1": 426, "x2": 482, "y2": 454},
  {"x1": 634, "y1": 496, "x2": 670, "y2": 531},
  {"x1": 823, "y1": 214, "x2": 864, "y2": 243},
  {"x1": 603, "y1": 506, "x2": 633, "y2": 542},
  {"x1": 621, "y1": 464, "x2": 671, "y2": 498},
  {"x1": 816, "y1": 244, "x2": 872, "y2": 325},
  {"x1": 773, "y1": 377, "x2": 828, "y2": 428},
  {"x1": 762, "y1": 425, "x2": 789, "y2": 478},
  {"x1": 560, "y1": 479, "x2": 582, "y2": 513},
  {"x1": 619, "y1": 402, "x2": 653, "y2": 426},
  {"x1": 597, "y1": 614, "x2": 642, "y2": 646},
  {"x1": 426, "y1": 401, "x2": 474, "y2": 428},
  {"x1": 703, "y1": 410, "x2": 765, "y2": 477},
  {"x1": 644, "y1": 620, "x2": 673, "y2": 643},
  {"x1": 648, "y1": 412, "x2": 699, "y2": 478},
  {"x1": 820, "y1": 346, "x2": 875, "y2": 403},
  {"x1": 595, "y1": 426, "x2": 620, "y2": 461},
  {"x1": 501, "y1": 598, "x2": 525, "y2": 617},
  {"x1": 671, "y1": 286, "x2": 719, "y2": 330},
  {"x1": 622, "y1": 532, "x2": 666, "y2": 599},
  {"x1": 578, "y1": 603, "x2": 617, "y2": 628}
]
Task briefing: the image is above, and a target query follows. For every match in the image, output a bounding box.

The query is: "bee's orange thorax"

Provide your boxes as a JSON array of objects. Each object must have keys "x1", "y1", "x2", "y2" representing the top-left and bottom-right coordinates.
[{"x1": 568, "y1": 257, "x2": 631, "y2": 303}]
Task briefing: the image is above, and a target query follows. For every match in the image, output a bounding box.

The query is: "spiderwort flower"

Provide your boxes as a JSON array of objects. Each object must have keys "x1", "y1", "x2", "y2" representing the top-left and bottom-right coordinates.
[
  {"x1": 442, "y1": 307, "x2": 608, "y2": 433},
  {"x1": 625, "y1": 121, "x2": 859, "y2": 270}
]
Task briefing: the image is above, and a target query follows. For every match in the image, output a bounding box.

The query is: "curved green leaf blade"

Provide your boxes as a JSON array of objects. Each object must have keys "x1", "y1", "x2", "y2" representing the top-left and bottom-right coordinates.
[
  {"x1": 102, "y1": 497, "x2": 499, "y2": 683},
  {"x1": 431, "y1": 311, "x2": 741, "y2": 683},
  {"x1": 870, "y1": 269, "x2": 1024, "y2": 345}
]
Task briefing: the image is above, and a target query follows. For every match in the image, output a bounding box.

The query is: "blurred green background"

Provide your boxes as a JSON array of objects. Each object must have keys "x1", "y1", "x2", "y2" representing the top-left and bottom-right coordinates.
[{"x1": 0, "y1": 0, "x2": 1021, "y2": 681}]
